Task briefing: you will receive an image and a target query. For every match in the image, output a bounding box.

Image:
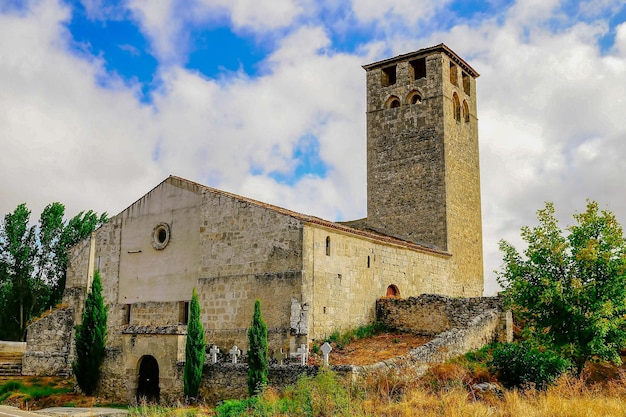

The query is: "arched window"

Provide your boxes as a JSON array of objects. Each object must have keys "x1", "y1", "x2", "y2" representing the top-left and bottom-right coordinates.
[
  {"x1": 453, "y1": 93, "x2": 461, "y2": 122},
  {"x1": 385, "y1": 95, "x2": 401, "y2": 109},
  {"x1": 386, "y1": 285, "x2": 400, "y2": 297},
  {"x1": 463, "y1": 100, "x2": 470, "y2": 123},
  {"x1": 325, "y1": 236, "x2": 331, "y2": 256},
  {"x1": 407, "y1": 91, "x2": 422, "y2": 105}
]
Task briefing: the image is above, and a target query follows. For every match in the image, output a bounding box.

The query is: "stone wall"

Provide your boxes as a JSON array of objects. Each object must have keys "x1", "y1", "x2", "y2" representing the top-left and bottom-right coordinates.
[
  {"x1": 22, "y1": 308, "x2": 74, "y2": 376},
  {"x1": 0, "y1": 341, "x2": 26, "y2": 354},
  {"x1": 364, "y1": 46, "x2": 483, "y2": 296},
  {"x1": 303, "y1": 224, "x2": 451, "y2": 340},
  {"x1": 376, "y1": 294, "x2": 508, "y2": 336},
  {"x1": 356, "y1": 309, "x2": 505, "y2": 377}
]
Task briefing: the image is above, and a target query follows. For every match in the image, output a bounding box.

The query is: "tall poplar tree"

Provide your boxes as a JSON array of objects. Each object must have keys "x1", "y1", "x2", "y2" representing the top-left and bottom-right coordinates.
[
  {"x1": 73, "y1": 270, "x2": 107, "y2": 395},
  {"x1": 184, "y1": 288, "x2": 205, "y2": 399},
  {"x1": 0, "y1": 202, "x2": 107, "y2": 341},
  {"x1": 247, "y1": 299, "x2": 268, "y2": 396}
]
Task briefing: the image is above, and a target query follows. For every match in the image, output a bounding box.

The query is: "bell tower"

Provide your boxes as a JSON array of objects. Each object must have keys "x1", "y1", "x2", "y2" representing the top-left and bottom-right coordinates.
[{"x1": 363, "y1": 44, "x2": 483, "y2": 294}]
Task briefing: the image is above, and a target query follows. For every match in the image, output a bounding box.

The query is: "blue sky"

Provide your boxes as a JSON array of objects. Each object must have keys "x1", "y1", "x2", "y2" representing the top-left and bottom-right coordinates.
[{"x1": 2, "y1": 0, "x2": 626, "y2": 294}]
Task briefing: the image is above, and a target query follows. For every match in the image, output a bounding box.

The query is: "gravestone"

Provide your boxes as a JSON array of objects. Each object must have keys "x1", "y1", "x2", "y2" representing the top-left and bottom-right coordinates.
[
  {"x1": 296, "y1": 344, "x2": 308, "y2": 366},
  {"x1": 229, "y1": 345, "x2": 241, "y2": 364},
  {"x1": 321, "y1": 342, "x2": 332, "y2": 366},
  {"x1": 273, "y1": 348, "x2": 286, "y2": 365},
  {"x1": 209, "y1": 345, "x2": 220, "y2": 364}
]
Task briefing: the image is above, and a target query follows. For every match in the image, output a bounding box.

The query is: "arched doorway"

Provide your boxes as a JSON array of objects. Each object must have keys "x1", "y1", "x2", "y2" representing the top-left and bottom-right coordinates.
[
  {"x1": 137, "y1": 355, "x2": 160, "y2": 403},
  {"x1": 386, "y1": 285, "x2": 400, "y2": 297}
]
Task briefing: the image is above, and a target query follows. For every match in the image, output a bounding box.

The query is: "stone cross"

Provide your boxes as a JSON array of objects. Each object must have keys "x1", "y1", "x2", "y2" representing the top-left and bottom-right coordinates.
[
  {"x1": 321, "y1": 342, "x2": 332, "y2": 366},
  {"x1": 273, "y1": 348, "x2": 286, "y2": 365},
  {"x1": 229, "y1": 345, "x2": 241, "y2": 364},
  {"x1": 296, "y1": 344, "x2": 308, "y2": 366},
  {"x1": 209, "y1": 345, "x2": 220, "y2": 364}
]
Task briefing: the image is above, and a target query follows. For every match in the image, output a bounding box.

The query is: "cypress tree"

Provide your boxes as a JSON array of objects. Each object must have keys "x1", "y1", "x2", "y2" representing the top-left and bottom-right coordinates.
[
  {"x1": 73, "y1": 270, "x2": 107, "y2": 395},
  {"x1": 247, "y1": 299, "x2": 268, "y2": 396},
  {"x1": 184, "y1": 288, "x2": 205, "y2": 399}
]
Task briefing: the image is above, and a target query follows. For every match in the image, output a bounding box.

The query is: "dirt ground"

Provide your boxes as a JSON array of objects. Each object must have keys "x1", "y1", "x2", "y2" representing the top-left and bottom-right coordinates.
[{"x1": 313, "y1": 333, "x2": 432, "y2": 366}]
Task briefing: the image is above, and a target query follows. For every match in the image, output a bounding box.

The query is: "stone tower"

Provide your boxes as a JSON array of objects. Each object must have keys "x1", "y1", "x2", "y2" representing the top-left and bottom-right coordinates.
[{"x1": 363, "y1": 44, "x2": 483, "y2": 294}]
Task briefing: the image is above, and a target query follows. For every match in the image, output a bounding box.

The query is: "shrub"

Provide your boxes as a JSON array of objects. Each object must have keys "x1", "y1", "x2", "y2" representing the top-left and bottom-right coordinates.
[
  {"x1": 73, "y1": 269, "x2": 107, "y2": 395},
  {"x1": 489, "y1": 342, "x2": 571, "y2": 390},
  {"x1": 184, "y1": 288, "x2": 205, "y2": 399},
  {"x1": 247, "y1": 299, "x2": 269, "y2": 396}
]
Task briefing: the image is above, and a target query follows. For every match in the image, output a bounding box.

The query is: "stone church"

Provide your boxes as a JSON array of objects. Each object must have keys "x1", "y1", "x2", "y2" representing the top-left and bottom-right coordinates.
[{"x1": 24, "y1": 44, "x2": 484, "y2": 400}]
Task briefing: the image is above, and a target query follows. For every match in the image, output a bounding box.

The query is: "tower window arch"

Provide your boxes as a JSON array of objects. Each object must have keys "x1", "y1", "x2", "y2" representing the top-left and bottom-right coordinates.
[
  {"x1": 450, "y1": 62, "x2": 458, "y2": 85},
  {"x1": 385, "y1": 95, "x2": 401, "y2": 109},
  {"x1": 325, "y1": 236, "x2": 331, "y2": 256},
  {"x1": 463, "y1": 100, "x2": 470, "y2": 124},
  {"x1": 453, "y1": 93, "x2": 461, "y2": 122},
  {"x1": 407, "y1": 91, "x2": 422, "y2": 105},
  {"x1": 381, "y1": 65, "x2": 397, "y2": 87}
]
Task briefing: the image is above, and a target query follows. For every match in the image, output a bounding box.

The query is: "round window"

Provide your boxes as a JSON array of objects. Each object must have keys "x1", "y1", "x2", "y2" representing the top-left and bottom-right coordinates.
[{"x1": 152, "y1": 223, "x2": 170, "y2": 250}]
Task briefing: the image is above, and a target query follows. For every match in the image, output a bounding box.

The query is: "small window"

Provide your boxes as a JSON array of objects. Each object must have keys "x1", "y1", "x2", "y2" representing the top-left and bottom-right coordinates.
[
  {"x1": 123, "y1": 304, "x2": 131, "y2": 325},
  {"x1": 367, "y1": 256, "x2": 370, "y2": 268},
  {"x1": 410, "y1": 57, "x2": 426, "y2": 80},
  {"x1": 453, "y1": 93, "x2": 461, "y2": 122},
  {"x1": 386, "y1": 285, "x2": 400, "y2": 297},
  {"x1": 381, "y1": 65, "x2": 397, "y2": 87},
  {"x1": 385, "y1": 95, "x2": 401, "y2": 109},
  {"x1": 462, "y1": 72, "x2": 471, "y2": 95},
  {"x1": 407, "y1": 91, "x2": 422, "y2": 105},
  {"x1": 463, "y1": 100, "x2": 470, "y2": 124},
  {"x1": 325, "y1": 236, "x2": 331, "y2": 256},
  {"x1": 180, "y1": 301, "x2": 190, "y2": 325},
  {"x1": 450, "y1": 62, "x2": 458, "y2": 86},
  {"x1": 152, "y1": 222, "x2": 171, "y2": 250}
]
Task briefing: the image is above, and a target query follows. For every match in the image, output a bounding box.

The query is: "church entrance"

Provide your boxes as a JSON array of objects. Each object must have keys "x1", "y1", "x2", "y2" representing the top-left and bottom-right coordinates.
[{"x1": 137, "y1": 355, "x2": 160, "y2": 403}]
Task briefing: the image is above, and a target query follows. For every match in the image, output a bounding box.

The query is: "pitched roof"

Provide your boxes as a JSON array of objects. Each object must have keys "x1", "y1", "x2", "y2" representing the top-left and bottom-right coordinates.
[
  {"x1": 162, "y1": 175, "x2": 450, "y2": 258},
  {"x1": 362, "y1": 43, "x2": 479, "y2": 78}
]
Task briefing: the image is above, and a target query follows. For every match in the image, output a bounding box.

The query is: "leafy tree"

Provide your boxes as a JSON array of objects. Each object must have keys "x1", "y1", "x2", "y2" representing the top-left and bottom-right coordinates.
[
  {"x1": 73, "y1": 270, "x2": 107, "y2": 395},
  {"x1": 0, "y1": 202, "x2": 107, "y2": 341},
  {"x1": 497, "y1": 201, "x2": 626, "y2": 374},
  {"x1": 184, "y1": 288, "x2": 205, "y2": 399},
  {"x1": 247, "y1": 299, "x2": 268, "y2": 396},
  {"x1": 0, "y1": 204, "x2": 37, "y2": 341}
]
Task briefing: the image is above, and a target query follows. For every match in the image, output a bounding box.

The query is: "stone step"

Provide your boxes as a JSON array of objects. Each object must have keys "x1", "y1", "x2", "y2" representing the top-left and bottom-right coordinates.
[
  {"x1": 0, "y1": 351, "x2": 23, "y2": 376},
  {"x1": 0, "y1": 364, "x2": 22, "y2": 376}
]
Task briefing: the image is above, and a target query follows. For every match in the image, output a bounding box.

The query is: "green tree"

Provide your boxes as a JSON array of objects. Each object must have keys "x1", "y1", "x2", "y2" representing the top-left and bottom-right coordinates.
[
  {"x1": 0, "y1": 204, "x2": 37, "y2": 341},
  {"x1": 0, "y1": 203, "x2": 107, "y2": 341},
  {"x1": 184, "y1": 288, "x2": 205, "y2": 399},
  {"x1": 73, "y1": 270, "x2": 107, "y2": 395},
  {"x1": 247, "y1": 299, "x2": 268, "y2": 396},
  {"x1": 497, "y1": 201, "x2": 626, "y2": 374}
]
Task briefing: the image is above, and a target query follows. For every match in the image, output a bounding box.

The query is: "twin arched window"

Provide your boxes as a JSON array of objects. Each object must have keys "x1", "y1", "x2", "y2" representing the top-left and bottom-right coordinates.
[{"x1": 385, "y1": 91, "x2": 422, "y2": 109}]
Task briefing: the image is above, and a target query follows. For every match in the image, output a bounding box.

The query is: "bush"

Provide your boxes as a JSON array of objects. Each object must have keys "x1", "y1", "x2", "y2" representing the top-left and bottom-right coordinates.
[
  {"x1": 247, "y1": 299, "x2": 269, "y2": 396},
  {"x1": 184, "y1": 288, "x2": 205, "y2": 399},
  {"x1": 489, "y1": 342, "x2": 571, "y2": 390},
  {"x1": 73, "y1": 269, "x2": 107, "y2": 395}
]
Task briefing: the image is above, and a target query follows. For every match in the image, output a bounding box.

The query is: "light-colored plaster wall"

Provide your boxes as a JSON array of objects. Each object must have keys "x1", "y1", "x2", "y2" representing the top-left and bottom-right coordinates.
[
  {"x1": 303, "y1": 224, "x2": 451, "y2": 340},
  {"x1": 119, "y1": 179, "x2": 202, "y2": 303}
]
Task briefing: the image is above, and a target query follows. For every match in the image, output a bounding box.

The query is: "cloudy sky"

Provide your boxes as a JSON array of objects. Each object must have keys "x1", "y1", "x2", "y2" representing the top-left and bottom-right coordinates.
[{"x1": 2, "y1": 0, "x2": 626, "y2": 294}]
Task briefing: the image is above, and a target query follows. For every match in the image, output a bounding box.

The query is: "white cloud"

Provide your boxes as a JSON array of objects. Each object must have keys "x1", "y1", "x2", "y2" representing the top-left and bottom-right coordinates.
[
  {"x1": 0, "y1": 0, "x2": 163, "y2": 219},
  {"x1": 350, "y1": 0, "x2": 452, "y2": 26},
  {"x1": 2, "y1": 0, "x2": 626, "y2": 298}
]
